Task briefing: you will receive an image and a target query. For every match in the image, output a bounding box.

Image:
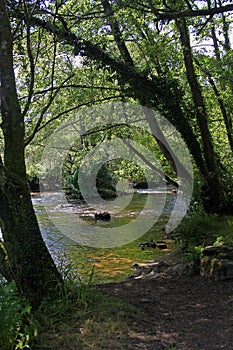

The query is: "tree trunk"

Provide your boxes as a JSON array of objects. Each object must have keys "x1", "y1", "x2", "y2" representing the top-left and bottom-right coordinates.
[
  {"x1": 206, "y1": 2, "x2": 233, "y2": 152},
  {"x1": 176, "y1": 18, "x2": 225, "y2": 212},
  {"x1": 0, "y1": 0, "x2": 62, "y2": 307},
  {"x1": 195, "y1": 59, "x2": 233, "y2": 153}
]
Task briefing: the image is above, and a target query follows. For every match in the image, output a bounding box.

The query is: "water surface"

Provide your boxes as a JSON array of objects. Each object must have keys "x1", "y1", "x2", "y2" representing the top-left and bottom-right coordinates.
[{"x1": 32, "y1": 189, "x2": 180, "y2": 282}]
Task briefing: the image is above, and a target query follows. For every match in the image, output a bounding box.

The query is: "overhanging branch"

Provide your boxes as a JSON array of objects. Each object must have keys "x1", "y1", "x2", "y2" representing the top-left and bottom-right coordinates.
[
  {"x1": 13, "y1": 7, "x2": 208, "y2": 175},
  {"x1": 143, "y1": 3, "x2": 233, "y2": 20}
]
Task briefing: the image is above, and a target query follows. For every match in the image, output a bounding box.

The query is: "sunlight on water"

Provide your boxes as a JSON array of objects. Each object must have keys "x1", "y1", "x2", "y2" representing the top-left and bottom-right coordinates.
[{"x1": 32, "y1": 190, "x2": 178, "y2": 282}]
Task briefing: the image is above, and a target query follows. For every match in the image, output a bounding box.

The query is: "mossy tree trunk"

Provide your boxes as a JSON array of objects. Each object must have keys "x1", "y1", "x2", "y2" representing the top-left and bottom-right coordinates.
[{"x1": 0, "y1": 0, "x2": 62, "y2": 307}]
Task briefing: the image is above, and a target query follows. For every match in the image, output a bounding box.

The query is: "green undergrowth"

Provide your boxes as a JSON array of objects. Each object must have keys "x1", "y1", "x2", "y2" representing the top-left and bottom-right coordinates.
[
  {"x1": 0, "y1": 266, "x2": 135, "y2": 350},
  {"x1": 174, "y1": 211, "x2": 233, "y2": 247},
  {"x1": 173, "y1": 207, "x2": 233, "y2": 271},
  {"x1": 33, "y1": 289, "x2": 133, "y2": 350},
  {"x1": 0, "y1": 279, "x2": 36, "y2": 350}
]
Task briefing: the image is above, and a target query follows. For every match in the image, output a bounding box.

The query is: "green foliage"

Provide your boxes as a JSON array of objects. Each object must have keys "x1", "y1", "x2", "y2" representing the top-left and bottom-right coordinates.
[
  {"x1": 213, "y1": 218, "x2": 233, "y2": 246},
  {"x1": 183, "y1": 245, "x2": 204, "y2": 275},
  {"x1": 109, "y1": 158, "x2": 148, "y2": 183},
  {"x1": 96, "y1": 164, "x2": 117, "y2": 198},
  {"x1": 32, "y1": 267, "x2": 134, "y2": 350},
  {"x1": 213, "y1": 236, "x2": 224, "y2": 246},
  {"x1": 64, "y1": 163, "x2": 117, "y2": 199},
  {"x1": 75, "y1": 266, "x2": 99, "y2": 311},
  {"x1": 0, "y1": 264, "x2": 104, "y2": 350},
  {"x1": 174, "y1": 195, "x2": 233, "y2": 244},
  {"x1": 174, "y1": 203, "x2": 233, "y2": 271},
  {"x1": 174, "y1": 206, "x2": 219, "y2": 247},
  {"x1": 58, "y1": 260, "x2": 99, "y2": 311},
  {"x1": 12, "y1": 0, "x2": 232, "y2": 214},
  {"x1": 0, "y1": 278, "x2": 37, "y2": 350},
  {"x1": 38, "y1": 263, "x2": 102, "y2": 321}
]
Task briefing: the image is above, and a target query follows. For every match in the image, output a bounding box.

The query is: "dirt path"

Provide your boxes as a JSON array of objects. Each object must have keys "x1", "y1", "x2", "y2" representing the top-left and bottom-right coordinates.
[{"x1": 97, "y1": 275, "x2": 233, "y2": 349}]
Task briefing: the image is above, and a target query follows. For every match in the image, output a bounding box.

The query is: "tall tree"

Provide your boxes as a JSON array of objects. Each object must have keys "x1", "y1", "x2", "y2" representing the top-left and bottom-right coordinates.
[
  {"x1": 176, "y1": 17, "x2": 224, "y2": 211},
  {"x1": 0, "y1": 0, "x2": 62, "y2": 307}
]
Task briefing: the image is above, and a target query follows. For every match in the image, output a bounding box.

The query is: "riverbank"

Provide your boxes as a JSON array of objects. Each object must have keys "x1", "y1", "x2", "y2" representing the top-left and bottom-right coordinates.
[
  {"x1": 3, "y1": 213, "x2": 232, "y2": 349},
  {"x1": 32, "y1": 245, "x2": 233, "y2": 350},
  {"x1": 97, "y1": 274, "x2": 233, "y2": 350},
  {"x1": 33, "y1": 268, "x2": 233, "y2": 349}
]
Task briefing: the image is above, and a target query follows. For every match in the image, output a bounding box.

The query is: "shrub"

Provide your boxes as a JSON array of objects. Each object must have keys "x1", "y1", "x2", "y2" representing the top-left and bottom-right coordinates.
[
  {"x1": 0, "y1": 278, "x2": 36, "y2": 350},
  {"x1": 174, "y1": 207, "x2": 218, "y2": 247}
]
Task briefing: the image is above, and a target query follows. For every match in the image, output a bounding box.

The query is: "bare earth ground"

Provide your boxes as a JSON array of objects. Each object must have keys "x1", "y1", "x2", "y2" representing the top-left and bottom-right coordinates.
[
  {"x1": 97, "y1": 273, "x2": 233, "y2": 349},
  {"x1": 34, "y1": 249, "x2": 233, "y2": 349}
]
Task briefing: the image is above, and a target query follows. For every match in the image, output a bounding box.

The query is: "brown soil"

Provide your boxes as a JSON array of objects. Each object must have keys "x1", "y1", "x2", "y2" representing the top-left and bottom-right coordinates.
[{"x1": 97, "y1": 266, "x2": 233, "y2": 349}]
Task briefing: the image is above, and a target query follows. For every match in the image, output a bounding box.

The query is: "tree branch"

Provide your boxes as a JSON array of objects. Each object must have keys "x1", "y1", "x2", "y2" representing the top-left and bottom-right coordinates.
[
  {"x1": 19, "y1": 83, "x2": 120, "y2": 100},
  {"x1": 13, "y1": 7, "x2": 207, "y2": 175},
  {"x1": 29, "y1": 94, "x2": 123, "y2": 143},
  {"x1": 101, "y1": 0, "x2": 134, "y2": 67},
  {"x1": 22, "y1": 21, "x2": 35, "y2": 117},
  {"x1": 145, "y1": 3, "x2": 233, "y2": 20},
  {"x1": 121, "y1": 139, "x2": 178, "y2": 187},
  {"x1": 194, "y1": 58, "x2": 233, "y2": 152},
  {"x1": 24, "y1": 73, "x2": 75, "y2": 145}
]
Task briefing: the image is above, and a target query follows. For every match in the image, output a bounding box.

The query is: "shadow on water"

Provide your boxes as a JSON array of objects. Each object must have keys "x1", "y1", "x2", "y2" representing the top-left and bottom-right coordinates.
[{"x1": 32, "y1": 188, "x2": 180, "y2": 283}]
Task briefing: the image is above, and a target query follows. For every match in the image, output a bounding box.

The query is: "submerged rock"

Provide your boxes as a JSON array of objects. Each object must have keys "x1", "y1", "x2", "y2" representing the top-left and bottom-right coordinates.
[
  {"x1": 140, "y1": 239, "x2": 156, "y2": 250},
  {"x1": 156, "y1": 241, "x2": 168, "y2": 250},
  {"x1": 94, "y1": 212, "x2": 111, "y2": 221},
  {"x1": 139, "y1": 240, "x2": 168, "y2": 250}
]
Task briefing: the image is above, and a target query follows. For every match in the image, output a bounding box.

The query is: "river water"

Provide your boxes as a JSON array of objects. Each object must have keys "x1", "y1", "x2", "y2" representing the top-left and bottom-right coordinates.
[{"x1": 30, "y1": 188, "x2": 185, "y2": 282}]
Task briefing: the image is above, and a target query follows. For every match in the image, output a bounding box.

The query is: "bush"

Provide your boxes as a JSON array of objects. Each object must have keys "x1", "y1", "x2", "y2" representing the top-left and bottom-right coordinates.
[
  {"x1": 173, "y1": 205, "x2": 233, "y2": 273},
  {"x1": 0, "y1": 278, "x2": 36, "y2": 350},
  {"x1": 66, "y1": 163, "x2": 117, "y2": 199},
  {"x1": 173, "y1": 207, "x2": 219, "y2": 247},
  {"x1": 183, "y1": 245, "x2": 203, "y2": 275}
]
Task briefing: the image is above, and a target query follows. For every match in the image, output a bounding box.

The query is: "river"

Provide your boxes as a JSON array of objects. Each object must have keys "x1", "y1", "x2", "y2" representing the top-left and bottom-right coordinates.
[{"x1": 31, "y1": 188, "x2": 185, "y2": 283}]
